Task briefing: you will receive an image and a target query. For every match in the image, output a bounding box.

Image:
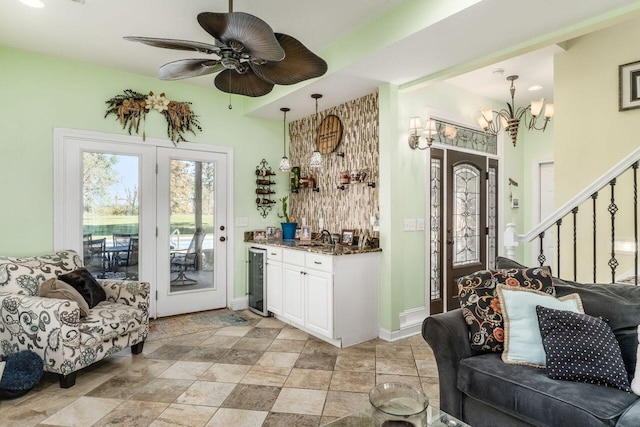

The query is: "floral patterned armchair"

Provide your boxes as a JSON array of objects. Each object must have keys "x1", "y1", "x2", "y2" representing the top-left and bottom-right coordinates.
[{"x1": 0, "y1": 250, "x2": 149, "y2": 388}]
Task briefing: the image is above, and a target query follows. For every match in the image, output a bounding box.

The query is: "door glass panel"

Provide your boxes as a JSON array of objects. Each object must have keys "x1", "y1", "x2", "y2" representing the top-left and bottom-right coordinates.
[
  {"x1": 169, "y1": 159, "x2": 215, "y2": 293},
  {"x1": 430, "y1": 157, "x2": 442, "y2": 301},
  {"x1": 82, "y1": 152, "x2": 139, "y2": 280},
  {"x1": 453, "y1": 164, "x2": 481, "y2": 266},
  {"x1": 487, "y1": 166, "x2": 497, "y2": 269}
]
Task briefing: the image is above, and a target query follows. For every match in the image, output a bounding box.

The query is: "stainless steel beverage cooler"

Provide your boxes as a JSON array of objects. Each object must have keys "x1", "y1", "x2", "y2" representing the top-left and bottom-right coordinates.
[{"x1": 247, "y1": 246, "x2": 268, "y2": 316}]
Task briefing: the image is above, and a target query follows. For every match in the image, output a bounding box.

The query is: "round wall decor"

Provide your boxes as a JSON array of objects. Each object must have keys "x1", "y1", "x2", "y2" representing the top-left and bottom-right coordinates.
[{"x1": 316, "y1": 115, "x2": 343, "y2": 154}]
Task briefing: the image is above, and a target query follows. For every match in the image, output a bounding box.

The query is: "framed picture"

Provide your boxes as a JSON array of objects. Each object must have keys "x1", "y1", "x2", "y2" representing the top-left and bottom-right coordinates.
[
  {"x1": 254, "y1": 230, "x2": 267, "y2": 241},
  {"x1": 619, "y1": 60, "x2": 640, "y2": 111},
  {"x1": 341, "y1": 229, "x2": 355, "y2": 246},
  {"x1": 300, "y1": 225, "x2": 311, "y2": 241}
]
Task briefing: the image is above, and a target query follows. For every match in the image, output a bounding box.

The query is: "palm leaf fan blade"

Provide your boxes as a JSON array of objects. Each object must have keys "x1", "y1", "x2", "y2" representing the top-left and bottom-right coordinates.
[
  {"x1": 159, "y1": 59, "x2": 224, "y2": 80},
  {"x1": 197, "y1": 12, "x2": 284, "y2": 61},
  {"x1": 123, "y1": 36, "x2": 220, "y2": 55},
  {"x1": 214, "y1": 68, "x2": 274, "y2": 97},
  {"x1": 251, "y1": 33, "x2": 327, "y2": 85}
]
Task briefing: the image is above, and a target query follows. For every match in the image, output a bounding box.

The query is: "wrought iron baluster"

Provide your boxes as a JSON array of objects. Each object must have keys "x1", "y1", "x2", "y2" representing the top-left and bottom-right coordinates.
[
  {"x1": 572, "y1": 207, "x2": 579, "y2": 282},
  {"x1": 592, "y1": 193, "x2": 598, "y2": 283},
  {"x1": 634, "y1": 162, "x2": 639, "y2": 286},
  {"x1": 608, "y1": 179, "x2": 618, "y2": 284},
  {"x1": 556, "y1": 219, "x2": 562, "y2": 278},
  {"x1": 538, "y1": 232, "x2": 546, "y2": 266}
]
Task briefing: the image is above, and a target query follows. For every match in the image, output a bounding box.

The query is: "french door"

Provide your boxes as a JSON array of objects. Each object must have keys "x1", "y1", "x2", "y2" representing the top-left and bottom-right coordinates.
[
  {"x1": 156, "y1": 148, "x2": 227, "y2": 317},
  {"x1": 54, "y1": 129, "x2": 230, "y2": 318}
]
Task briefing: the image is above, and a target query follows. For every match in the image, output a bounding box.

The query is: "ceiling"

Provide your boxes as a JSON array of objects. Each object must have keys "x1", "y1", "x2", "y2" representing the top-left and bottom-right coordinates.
[{"x1": 2, "y1": 0, "x2": 640, "y2": 120}]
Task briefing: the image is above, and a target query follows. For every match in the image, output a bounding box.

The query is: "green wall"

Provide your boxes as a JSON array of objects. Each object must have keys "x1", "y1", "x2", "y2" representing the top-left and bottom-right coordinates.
[
  {"x1": 554, "y1": 16, "x2": 640, "y2": 282},
  {"x1": 376, "y1": 81, "x2": 524, "y2": 331},
  {"x1": 0, "y1": 45, "x2": 282, "y2": 301}
]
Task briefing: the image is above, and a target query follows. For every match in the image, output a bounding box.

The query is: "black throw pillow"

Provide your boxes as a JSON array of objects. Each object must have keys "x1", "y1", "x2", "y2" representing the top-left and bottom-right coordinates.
[
  {"x1": 58, "y1": 268, "x2": 106, "y2": 309},
  {"x1": 536, "y1": 305, "x2": 631, "y2": 392}
]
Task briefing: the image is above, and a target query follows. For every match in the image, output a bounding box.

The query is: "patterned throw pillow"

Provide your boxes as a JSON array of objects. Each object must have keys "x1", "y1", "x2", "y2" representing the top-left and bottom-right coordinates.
[
  {"x1": 536, "y1": 305, "x2": 631, "y2": 392},
  {"x1": 458, "y1": 267, "x2": 554, "y2": 352}
]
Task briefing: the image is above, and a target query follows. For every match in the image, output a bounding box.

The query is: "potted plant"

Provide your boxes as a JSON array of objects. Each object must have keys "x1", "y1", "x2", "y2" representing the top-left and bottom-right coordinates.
[{"x1": 277, "y1": 196, "x2": 297, "y2": 240}]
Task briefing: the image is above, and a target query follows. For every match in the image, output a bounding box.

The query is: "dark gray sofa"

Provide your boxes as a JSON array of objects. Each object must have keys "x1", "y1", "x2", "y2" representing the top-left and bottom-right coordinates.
[{"x1": 423, "y1": 279, "x2": 640, "y2": 427}]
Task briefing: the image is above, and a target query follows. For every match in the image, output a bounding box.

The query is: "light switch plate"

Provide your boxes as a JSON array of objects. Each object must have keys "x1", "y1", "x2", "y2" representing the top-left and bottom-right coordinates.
[
  {"x1": 403, "y1": 218, "x2": 417, "y2": 231},
  {"x1": 319, "y1": 218, "x2": 324, "y2": 229},
  {"x1": 235, "y1": 217, "x2": 249, "y2": 227},
  {"x1": 416, "y1": 218, "x2": 425, "y2": 231}
]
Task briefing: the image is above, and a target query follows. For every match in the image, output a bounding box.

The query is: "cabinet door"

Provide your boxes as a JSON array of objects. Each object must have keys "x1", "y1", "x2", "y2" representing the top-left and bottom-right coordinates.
[
  {"x1": 283, "y1": 264, "x2": 305, "y2": 326},
  {"x1": 266, "y1": 261, "x2": 283, "y2": 315},
  {"x1": 305, "y1": 270, "x2": 333, "y2": 338}
]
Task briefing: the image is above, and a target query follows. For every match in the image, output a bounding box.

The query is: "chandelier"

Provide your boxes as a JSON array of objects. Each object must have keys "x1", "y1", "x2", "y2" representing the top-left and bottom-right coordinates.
[{"x1": 476, "y1": 75, "x2": 554, "y2": 147}]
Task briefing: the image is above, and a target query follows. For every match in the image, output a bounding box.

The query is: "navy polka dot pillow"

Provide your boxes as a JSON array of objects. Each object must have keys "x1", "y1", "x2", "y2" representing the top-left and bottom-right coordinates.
[{"x1": 536, "y1": 305, "x2": 631, "y2": 392}]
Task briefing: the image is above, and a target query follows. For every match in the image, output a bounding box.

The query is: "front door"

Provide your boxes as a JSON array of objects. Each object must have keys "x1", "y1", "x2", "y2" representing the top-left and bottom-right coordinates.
[{"x1": 446, "y1": 151, "x2": 487, "y2": 310}]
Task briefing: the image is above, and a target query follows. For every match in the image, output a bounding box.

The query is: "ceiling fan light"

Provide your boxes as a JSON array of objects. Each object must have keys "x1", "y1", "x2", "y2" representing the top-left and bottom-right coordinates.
[
  {"x1": 480, "y1": 108, "x2": 494, "y2": 123},
  {"x1": 544, "y1": 103, "x2": 555, "y2": 118},
  {"x1": 20, "y1": 0, "x2": 45, "y2": 7}
]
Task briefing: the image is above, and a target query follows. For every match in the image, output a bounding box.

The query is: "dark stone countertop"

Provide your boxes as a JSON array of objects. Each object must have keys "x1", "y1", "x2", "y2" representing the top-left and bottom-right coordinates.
[{"x1": 244, "y1": 239, "x2": 382, "y2": 256}]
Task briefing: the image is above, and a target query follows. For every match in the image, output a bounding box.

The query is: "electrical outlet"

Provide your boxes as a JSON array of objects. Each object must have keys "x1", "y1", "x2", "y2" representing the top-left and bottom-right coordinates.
[
  {"x1": 416, "y1": 218, "x2": 425, "y2": 231},
  {"x1": 403, "y1": 218, "x2": 417, "y2": 231},
  {"x1": 318, "y1": 218, "x2": 324, "y2": 229},
  {"x1": 235, "y1": 217, "x2": 249, "y2": 227}
]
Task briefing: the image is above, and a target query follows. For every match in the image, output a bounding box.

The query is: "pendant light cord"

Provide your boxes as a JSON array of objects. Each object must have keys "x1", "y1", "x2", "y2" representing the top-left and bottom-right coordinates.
[{"x1": 283, "y1": 109, "x2": 287, "y2": 156}]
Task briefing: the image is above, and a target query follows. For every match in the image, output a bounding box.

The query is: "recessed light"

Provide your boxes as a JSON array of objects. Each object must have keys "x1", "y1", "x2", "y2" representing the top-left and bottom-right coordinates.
[
  {"x1": 20, "y1": 0, "x2": 45, "y2": 7},
  {"x1": 528, "y1": 85, "x2": 543, "y2": 91}
]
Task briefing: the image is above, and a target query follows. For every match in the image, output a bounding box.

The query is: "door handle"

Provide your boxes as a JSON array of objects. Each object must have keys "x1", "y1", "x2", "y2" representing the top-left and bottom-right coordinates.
[
  {"x1": 447, "y1": 228, "x2": 454, "y2": 245},
  {"x1": 220, "y1": 236, "x2": 226, "y2": 242}
]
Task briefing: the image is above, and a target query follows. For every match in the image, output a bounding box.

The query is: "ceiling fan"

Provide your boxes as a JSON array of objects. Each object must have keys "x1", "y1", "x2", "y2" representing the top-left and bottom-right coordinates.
[{"x1": 124, "y1": 0, "x2": 327, "y2": 97}]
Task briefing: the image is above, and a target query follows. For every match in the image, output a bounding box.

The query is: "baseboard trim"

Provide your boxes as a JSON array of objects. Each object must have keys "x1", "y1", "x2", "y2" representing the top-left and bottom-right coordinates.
[
  {"x1": 229, "y1": 296, "x2": 248, "y2": 311},
  {"x1": 378, "y1": 323, "x2": 422, "y2": 342}
]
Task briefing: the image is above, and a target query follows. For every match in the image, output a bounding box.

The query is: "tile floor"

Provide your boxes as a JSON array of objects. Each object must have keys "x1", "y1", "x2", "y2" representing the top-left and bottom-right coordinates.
[{"x1": 0, "y1": 310, "x2": 439, "y2": 427}]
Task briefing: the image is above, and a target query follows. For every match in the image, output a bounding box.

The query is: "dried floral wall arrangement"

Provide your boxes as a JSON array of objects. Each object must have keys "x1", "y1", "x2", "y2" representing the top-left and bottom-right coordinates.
[{"x1": 105, "y1": 90, "x2": 201, "y2": 143}]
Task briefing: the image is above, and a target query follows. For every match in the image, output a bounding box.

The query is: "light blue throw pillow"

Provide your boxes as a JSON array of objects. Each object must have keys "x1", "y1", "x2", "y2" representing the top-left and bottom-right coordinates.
[{"x1": 497, "y1": 284, "x2": 583, "y2": 367}]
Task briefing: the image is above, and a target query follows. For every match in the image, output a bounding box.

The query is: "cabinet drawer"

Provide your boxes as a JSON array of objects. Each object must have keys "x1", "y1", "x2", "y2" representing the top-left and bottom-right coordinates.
[
  {"x1": 305, "y1": 253, "x2": 333, "y2": 272},
  {"x1": 283, "y1": 249, "x2": 305, "y2": 267},
  {"x1": 266, "y1": 247, "x2": 283, "y2": 261}
]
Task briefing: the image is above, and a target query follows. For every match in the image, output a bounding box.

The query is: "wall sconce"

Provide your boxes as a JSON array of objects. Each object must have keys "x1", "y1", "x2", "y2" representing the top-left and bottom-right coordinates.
[{"x1": 408, "y1": 117, "x2": 436, "y2": 150}]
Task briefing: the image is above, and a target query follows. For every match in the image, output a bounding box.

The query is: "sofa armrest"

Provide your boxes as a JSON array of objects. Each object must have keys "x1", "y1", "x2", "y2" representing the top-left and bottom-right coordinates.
[
  {"x1": 0, "y1": 292, "x2": 80, "y2": 373},
  {"x1": 96, "y1": 279, "x2": 150, "y2": 312},
  {"x1": 422, "y1": 308, "x2": 479, "y2": 419}
]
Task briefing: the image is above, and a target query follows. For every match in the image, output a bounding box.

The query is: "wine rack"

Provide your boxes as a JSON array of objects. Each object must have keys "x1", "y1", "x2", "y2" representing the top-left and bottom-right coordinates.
[{"x1": 255, "y1": 159, "x2": 276, "y2": 218}]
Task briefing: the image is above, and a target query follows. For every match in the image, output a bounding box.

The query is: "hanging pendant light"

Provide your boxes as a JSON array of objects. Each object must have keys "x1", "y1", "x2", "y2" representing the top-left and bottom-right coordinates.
[
  {"x1": 309, "y1": 94, "x2": 323, "y2": 169},
  {"x1": 278, "y1": 107, "x2": 291, "y2": 172}
]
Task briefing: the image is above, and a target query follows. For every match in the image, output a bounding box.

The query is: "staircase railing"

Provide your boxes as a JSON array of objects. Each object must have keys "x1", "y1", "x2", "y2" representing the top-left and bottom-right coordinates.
[{"x1": 505, "y1": 146, "x2": 640, "y2": 285}]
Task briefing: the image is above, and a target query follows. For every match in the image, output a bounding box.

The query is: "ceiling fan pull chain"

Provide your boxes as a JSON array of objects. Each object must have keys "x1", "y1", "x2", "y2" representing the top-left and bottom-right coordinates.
[{"x1": 228, "y1": 92, "x2": 233, "y2": 110}]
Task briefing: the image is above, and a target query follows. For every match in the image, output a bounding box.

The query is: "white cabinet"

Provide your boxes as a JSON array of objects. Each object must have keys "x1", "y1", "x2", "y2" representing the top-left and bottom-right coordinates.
[
  {"x1": 305, "y1": 269, "x2": 333, "y2": 337},
  {"x1": 254, "y1": 243, "x2": 379, "y2": 348},
  {"x1": 283, "y1": 263, "x2": 305, "y2": 326},
  {"x1": 266, "y1": 247, "x2": 283, "y2": 315}
]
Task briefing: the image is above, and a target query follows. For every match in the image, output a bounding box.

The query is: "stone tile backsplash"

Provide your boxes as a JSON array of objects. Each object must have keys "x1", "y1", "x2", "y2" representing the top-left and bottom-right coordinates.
[{"x1": 288, "y1": 92, "x2": 379, "y2": 235}]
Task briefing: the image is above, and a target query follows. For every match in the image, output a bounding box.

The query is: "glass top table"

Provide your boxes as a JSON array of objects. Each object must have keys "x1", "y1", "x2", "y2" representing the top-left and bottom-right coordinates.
[{"x1": 321, "y1": 404, "x2": 471, "y2": 427}]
